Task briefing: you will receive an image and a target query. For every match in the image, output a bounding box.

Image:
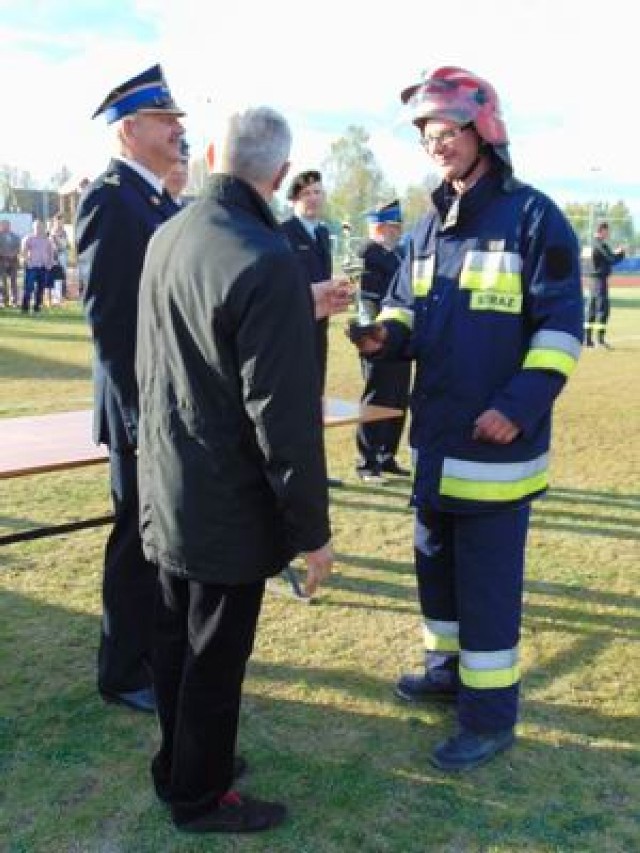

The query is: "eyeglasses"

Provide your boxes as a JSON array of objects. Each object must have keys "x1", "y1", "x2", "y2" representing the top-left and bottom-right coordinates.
[{"x1": 420, "y1": 123, "x2": 473, "y2": 150}]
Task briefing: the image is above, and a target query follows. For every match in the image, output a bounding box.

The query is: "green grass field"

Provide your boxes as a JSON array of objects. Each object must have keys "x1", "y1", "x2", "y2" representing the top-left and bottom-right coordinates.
[{"x1": 1, "y1": 294, "x2": 639, "y2": 852}]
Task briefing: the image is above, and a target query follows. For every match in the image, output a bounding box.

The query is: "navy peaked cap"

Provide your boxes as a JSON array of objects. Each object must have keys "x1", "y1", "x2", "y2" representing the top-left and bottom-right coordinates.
[
  {"x1": 92, "y1": 63, "x2": 185, "y2": 124},
  {"x1": 365, "y1": 199, "x2": 402, "y2": 224}
]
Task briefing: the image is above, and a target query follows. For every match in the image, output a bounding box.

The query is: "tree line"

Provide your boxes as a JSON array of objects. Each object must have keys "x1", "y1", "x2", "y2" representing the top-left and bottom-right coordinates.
[{"x1": 3, "y1": 127, "x2": 637, "y2": 252}]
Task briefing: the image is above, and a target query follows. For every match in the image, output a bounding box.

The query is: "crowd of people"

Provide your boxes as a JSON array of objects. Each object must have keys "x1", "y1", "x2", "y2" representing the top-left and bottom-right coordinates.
[
  {"x1": 9, "y1": 58, "x2": 620, "y2": 835},
  {"x1": 0, "y1": 213, "x2": 70, "y2": 311}
]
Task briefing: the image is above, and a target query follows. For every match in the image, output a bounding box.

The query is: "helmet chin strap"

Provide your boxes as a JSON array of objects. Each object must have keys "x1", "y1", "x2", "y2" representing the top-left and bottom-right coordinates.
[{"x1": 458, "y1": 152, "x2": 483, "y2": 183}]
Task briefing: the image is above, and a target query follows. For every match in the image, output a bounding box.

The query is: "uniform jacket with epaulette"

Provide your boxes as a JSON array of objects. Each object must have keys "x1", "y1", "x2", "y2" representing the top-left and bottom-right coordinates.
[
  {"x1": 378, "y1": 167, "x2": 583, "y2": 513},
  {"x1": 75, "y1": 159, "x2": 179, "y2": 450}
]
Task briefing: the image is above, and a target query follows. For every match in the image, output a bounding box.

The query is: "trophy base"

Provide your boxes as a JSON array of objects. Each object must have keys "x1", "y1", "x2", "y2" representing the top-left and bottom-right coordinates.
[{"x1": 347, "y1": 318, "x2": 379, "y2": 342}]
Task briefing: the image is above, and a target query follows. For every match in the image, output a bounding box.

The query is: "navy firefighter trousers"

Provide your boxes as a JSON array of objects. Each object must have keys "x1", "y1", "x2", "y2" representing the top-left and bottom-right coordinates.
[{"x1": 415, "y1": 504, "x2": 531, "y2": 732}]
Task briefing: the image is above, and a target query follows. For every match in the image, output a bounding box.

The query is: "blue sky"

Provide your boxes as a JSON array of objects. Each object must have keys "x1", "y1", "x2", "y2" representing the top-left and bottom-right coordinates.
[{"x1": 1, "y1": 0, "x2": 638, "y2": 226}]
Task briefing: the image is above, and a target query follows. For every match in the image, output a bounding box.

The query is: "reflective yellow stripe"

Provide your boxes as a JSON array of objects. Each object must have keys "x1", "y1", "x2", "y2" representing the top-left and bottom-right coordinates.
[
  {"x1": 412, "y1": 257, "x2": 434, "y2": 297},
  {"x1": 459, "y1": 663, "x2": 521, "y2": 689},
  {"x1": 377, "y1": 307, "x2": 414, "y2": 329},
  {"x1": 523, "y1": 348, "x2": 577, "y2": 377},
  {"x1": 460, "y1": 250, "x2": 522, "y2": 294},
  {"x1": 424, "y1": 620, "x2": 459, "y2": 653},
  {"x1": 440, "y1": 470, "x2": 548, "y2": 501}
]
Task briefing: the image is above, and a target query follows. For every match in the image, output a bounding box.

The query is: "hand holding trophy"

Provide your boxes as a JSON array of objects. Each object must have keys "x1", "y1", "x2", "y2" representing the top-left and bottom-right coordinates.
[{"x1": 341, "y1": 222, "x2": 387, "y2": 353}]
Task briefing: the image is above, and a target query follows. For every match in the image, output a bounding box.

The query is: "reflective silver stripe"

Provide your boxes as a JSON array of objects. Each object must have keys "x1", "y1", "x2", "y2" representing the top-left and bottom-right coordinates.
[
  {"x1": 442, "y1": 453, "x2": 549, "y2": 483},
  {"x1": 464, "y1": 250, "x2": 522, "y2": 275},
  {"x1": 426, "y1": 619, "x2": 459, "y2": 639},
  {"x1": 412, "y1": 257, "x2": 434, "y2": 296},
  {"x1": 414, "y1": 515, "x2": 442, "y2": 557},
  {"x1": 529, "y1": 330, "x2": 581, "y2": 359},
  {"x1": 414, "y1": 517, "x2": 428, "y2": 554},
  {"x1": 460, "y1": 648, "x2": 519, "y2": 670}
]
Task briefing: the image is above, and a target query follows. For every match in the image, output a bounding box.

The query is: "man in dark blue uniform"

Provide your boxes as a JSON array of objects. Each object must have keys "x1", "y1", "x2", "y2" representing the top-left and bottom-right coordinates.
[
  {"x1": 281, "y1": 170, "x2": 343, "y2": 487},
  {"x1": 75, "y1": 64, "x2": 185, "y2": 713},
  {"x1": 355, "y1": 200, "x2": 411, "y2": 482}
]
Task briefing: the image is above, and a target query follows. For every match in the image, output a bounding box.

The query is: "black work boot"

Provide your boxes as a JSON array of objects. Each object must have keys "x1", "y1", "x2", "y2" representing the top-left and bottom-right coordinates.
[
  {"x1": 395, "y1": 657, "x2": 459, "y2": 703},
  {"x1": 585, "y1": 328, "x2": 594, "y2": 347},
  {"x1": 430, "y1": 726, "x2": 515, "y2": 772}
]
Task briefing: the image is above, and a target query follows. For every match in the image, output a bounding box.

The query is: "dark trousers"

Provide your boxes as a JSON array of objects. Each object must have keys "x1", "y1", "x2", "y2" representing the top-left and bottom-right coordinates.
[
  {"x1": 151, "y1": 569, "x2": 265, "y2": 824},
  {"x1": 357, "y1": 358, "x2": 410, "y2": 466},
  {"x1": 0, "y1": 258, "x2": 18, "y2": 304},
  {"x1": 98, "y1": 449, "x2": 156, "y2": 694},
  {"x1": 22, "y1": 266, "x2": 47, "y2": 312},
  {"x1": 415, "y1": 505, "x2": 530, "y2": 732},
  {"x1": 316, "y1": 318, "x2": 329, "y2": 394},
  {"x1": 585, "y1": 276, "x2": 610, "y2": 337}
]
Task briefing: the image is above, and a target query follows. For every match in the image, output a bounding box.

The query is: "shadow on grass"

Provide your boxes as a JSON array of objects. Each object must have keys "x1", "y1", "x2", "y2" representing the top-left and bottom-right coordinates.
[
  {"x1": 0, "y1": 344, "x2": 91, "y2": 380},
  {"x1": 546, "y1": 485, "x2": 640, "y2": 510},
  {"x1": 610, "y1": 297, "x2": 640, "y2": 309},
  {"x1": 333, "y1": 483, "x2": 640, "y2": 541},
  {"x1": 1, "y1": 589, "x2": 638, "y2": 851},
  {"x1": 1, "y1": 328, "x2": 90, "y2": 344}
]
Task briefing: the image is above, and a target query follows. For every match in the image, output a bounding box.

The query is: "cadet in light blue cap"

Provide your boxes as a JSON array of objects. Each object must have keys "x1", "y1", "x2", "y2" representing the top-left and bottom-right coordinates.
[{"x1": 364, "y1": 199, "x2": 402, "y2": 226}]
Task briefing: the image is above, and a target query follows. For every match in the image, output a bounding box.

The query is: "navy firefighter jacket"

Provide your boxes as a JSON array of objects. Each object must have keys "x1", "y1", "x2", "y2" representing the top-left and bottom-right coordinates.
[{"x1": 378, "y1": 167, "x2": 583, "y2": 513}]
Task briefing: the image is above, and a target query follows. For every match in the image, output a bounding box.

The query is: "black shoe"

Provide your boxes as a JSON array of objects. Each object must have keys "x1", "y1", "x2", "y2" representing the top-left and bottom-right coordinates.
[
  {"x1": 597, "y1": 340, "x2": 613, "y2": 350},
  {"x1": 378, "y1": 459, "x2": 411, "y2": 477},
  {"x1": 100, "y1": 687, "x2": 156, "y2": 714},
  {"x1": 155, "y1": 755, "x2": 248, "y2": 804},
  {"x1": 431, "y1": 726, "x2": 515, "y2": 772},
  {"x1": 175, "y1": 791, "x2": 287, "y2": 833},
  {"x1": 327, "y1": 476, "x2": 343, "y2": 488},
  {"x1": 356, "y1": 465, "x2": 385, "y2": 483},
  {"x1": 394, "y1": 669, "x2": 458, "y2": 703}
]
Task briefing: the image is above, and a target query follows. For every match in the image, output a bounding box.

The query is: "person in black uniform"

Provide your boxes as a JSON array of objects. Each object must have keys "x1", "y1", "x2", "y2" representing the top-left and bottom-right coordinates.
[
  {"x1": 136, "y1": 106, "x2": 333, "y2": 833},
  {"x1": 281, "y1": 170, "x2": 344, "y2": 487},
  {"x1": 75, "y1": 64, "x2": 185, "y2": 714},
  {"x1": 585, "y1": 221, "x2": 625, "y2": 349},
  {"x1": 355, "y1": 200, "x2": 411, "y2": 481},
  {"x1": 281, "y1": 171, "x2": 332, "y2": 389}
]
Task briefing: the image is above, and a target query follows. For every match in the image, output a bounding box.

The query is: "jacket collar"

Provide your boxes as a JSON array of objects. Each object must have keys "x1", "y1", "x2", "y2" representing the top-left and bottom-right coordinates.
[
  {"x1": 432, "y1": 166, "x2": 524, "y2": 230},
  {"x1": 204, "y1": 175, "x2": 279, "y2": 230},
  {"x1": 115, "y1": 156, "x2": 164, "y2": 194},
  {"x1": 107, "y1": 159, "x2": 175, "y2": 214}
]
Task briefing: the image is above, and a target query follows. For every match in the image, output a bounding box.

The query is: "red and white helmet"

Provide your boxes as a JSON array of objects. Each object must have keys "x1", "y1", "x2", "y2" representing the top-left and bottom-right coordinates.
[{"x1": 401, "y1": 66, "x2": 511, "y2": 169}]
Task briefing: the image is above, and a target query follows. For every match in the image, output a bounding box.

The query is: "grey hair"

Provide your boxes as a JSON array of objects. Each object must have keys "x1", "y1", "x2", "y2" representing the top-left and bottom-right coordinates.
[{"x1": 218, "y1": 106, "x2": 291, "y2": 185}]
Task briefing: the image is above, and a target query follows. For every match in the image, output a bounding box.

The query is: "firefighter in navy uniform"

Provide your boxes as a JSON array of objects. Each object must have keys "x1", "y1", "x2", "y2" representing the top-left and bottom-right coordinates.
[
  {"x1": 355, "y1": 200, "x2": 411, "y2": 481},
  {"x1": 75, "y1": 64, "x2": 184, "y2": 714},
  {"x1": 585, "y1": 221, "x2": 625, "y2": 349},
  {"x1": 349, "y1": 66, "x2": 583, "y2": 770}
]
